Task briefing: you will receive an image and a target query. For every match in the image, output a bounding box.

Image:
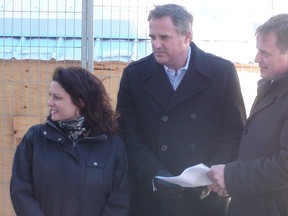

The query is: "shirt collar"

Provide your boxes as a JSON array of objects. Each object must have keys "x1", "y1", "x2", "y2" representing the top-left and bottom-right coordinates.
[{"x1": 164, "y1": 46, "x2": 191, "y2": 72}]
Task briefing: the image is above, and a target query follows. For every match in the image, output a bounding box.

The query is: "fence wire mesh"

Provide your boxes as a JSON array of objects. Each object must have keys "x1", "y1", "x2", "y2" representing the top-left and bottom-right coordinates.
[{"x1": 1, "y1": 0, "x2": 286, "y2": 215}]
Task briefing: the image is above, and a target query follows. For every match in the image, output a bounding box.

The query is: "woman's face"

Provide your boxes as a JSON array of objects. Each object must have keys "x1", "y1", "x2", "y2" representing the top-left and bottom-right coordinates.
[{"x1": 47, "y1": 81, "x2": 79, "y2": 121}]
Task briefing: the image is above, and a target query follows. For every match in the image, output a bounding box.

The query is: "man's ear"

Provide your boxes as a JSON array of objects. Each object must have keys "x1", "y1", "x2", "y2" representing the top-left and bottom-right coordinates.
[{"x1": 184, "y1": 31, "x2": 192, "y2": 44}]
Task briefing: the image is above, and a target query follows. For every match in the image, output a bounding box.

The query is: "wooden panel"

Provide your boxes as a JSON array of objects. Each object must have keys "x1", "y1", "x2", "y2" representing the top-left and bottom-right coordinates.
[
  {"x1": 0, "y1": 148, "x2": 14, "y2": 183},
  {"x1": 0, "y1": 183, "x2": 15, "y2": 216},
  {"x1": 0, "y1": 116, "x2": 13, "y2": 148},
  {"x1": 234, "y1": 62, "x2": 260, "y2": 73},
  {"x1": 0, "y1": 59, "x2": 129, "y2": 215},
  {"x1": 0, "y1": 83, "x2": 13, "y2": 115},
  {"x1": 13, "y1": 116, "x2": 40, "y2": 148},
  {"x1": 1, "y1": 59, "x2": 259, "y2": 216}
]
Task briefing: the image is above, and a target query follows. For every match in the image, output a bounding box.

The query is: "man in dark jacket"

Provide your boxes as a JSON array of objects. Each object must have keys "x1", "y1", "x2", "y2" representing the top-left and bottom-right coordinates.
[
  {"x1": 117, "y1": 4, "x2": 246, "y2": 216},
  {"x1": 207, "y1": 14, "x2": 288, "y2": 216}
]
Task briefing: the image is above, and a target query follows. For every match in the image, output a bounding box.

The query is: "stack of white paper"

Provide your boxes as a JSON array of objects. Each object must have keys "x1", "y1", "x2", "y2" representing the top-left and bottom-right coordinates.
[{"x1": 155, "y1": 163, "x2": 212, "y2": 187}]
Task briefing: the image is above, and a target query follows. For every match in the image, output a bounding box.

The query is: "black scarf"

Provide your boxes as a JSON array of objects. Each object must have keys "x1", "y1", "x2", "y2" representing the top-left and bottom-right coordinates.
[{"x1": 57, "y1": 116, "x2": 87, "y2": 141}]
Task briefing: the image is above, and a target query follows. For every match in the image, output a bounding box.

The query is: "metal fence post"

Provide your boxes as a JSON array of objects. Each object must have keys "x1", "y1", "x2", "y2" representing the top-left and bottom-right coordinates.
[{"x1": 81, "y1": 0, "x2": 94, "y2": 72}]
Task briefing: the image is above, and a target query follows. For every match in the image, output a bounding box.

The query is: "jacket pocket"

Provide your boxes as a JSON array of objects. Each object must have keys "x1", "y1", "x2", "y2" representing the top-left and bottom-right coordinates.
[{"x1": 85, "y1": 159, "x2": 105, "y2": 185}]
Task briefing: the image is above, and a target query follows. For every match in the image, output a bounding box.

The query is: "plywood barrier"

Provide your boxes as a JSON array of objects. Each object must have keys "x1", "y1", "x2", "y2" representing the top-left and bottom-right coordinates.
[
  {"x1": 0, "y1": 59, "x2": 129, "y2": 215},
  {"x1": 0, "y1": 59, "x2": 258, "y2": 215},
  {"x1": 0, "y1": 183, "x2": 14, "y2": 216},
  {"x1": 234, "y1": 62, "x2": 259, "y2": 73},
  {"x1": 13, "y1": 116, "x2": 40, "y2": 148}
]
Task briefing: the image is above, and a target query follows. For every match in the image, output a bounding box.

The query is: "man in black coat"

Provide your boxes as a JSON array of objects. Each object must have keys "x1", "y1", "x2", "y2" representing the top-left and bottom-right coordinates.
[
  {"x1": 207, "y1": 14, "x2": 288, "y2": 216},
  {"x1": 116, "y1": 4, "x2": 246, "y2": 216}
]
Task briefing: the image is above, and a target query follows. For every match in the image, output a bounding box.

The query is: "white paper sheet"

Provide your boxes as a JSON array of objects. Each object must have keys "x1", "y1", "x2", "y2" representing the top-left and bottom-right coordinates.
[{"x1": 155, "y1": 163, "x2": 212, "y2": 187}]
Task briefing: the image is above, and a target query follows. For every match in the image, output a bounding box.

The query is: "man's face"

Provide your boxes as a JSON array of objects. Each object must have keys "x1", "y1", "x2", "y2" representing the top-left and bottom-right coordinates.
[
  {"x1": 255, "y1": 31, "x2": 288, "y2": 80},
  {"x1": 149, "y1": 16, "x2": 191, "y2": 71}
]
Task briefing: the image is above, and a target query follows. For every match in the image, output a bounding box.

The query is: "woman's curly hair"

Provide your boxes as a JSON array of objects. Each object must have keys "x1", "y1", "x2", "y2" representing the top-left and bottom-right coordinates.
[{"x1": 52, "y1": 66, "x2": 118, "y2": 136}]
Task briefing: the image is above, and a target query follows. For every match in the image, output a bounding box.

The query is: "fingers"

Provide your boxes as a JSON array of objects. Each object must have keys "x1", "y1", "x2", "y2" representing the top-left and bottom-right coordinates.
[
  {"x1": 206, "y1": 164, "x2": 226, "y2": 190},
  {"x1": 199, "y1": 187, "x2": 211, "y2": 200},
  {"x1": 208, "y1": 182, "x2": 230, "y2": 197},
  {"x1": 207, "y1": 165, "x2": 230, "y2": 198}
]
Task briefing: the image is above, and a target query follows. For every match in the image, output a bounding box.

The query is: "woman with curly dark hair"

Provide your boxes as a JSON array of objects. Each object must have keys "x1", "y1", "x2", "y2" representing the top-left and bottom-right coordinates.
[{"x1": 10, "y1": 66, "x2": 130, "y2": 216}]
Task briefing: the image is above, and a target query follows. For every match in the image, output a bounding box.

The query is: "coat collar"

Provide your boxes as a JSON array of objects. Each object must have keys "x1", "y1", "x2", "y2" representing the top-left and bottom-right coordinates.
[
  {"x1": 139, "y1": 42, "x2": 212, "y2": 112},
  {"x1": 249, "y1": 75, "x2": 288, "y2": 118}
]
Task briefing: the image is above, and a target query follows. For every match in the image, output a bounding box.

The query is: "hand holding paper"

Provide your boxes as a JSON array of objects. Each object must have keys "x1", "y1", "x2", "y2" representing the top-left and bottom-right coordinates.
[{"x1": 155, "y1": 163, "x2": 212, "y2": 188}]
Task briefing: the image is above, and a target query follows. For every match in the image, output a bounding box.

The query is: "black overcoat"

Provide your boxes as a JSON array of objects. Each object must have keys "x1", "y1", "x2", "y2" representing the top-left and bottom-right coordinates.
[{"x1": 117, "y1": 42, "x2": 246, "y2": 216}]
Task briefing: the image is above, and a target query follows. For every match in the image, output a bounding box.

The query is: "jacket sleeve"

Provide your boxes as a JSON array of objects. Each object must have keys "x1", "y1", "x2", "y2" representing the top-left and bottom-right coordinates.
[
  {"x1": 10, "y1": 127, "x2": 45, "y2": 216},
  {"x1": 100, "y1": 137, "x2": 130, "y2": 216},
  {"x1": 116, "y1": 68, "x2": 165, "y2": 186},
  {"x1": 225, "y1": 119, "x2": 288, "y2": 196},
  {"x1": 208, "y1": 63, "x2": 246, "y2": 165}
]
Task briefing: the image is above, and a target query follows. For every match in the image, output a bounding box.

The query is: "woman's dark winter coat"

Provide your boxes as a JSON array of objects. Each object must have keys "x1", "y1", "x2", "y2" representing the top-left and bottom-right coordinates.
[{"x1": 10, "y1": 119, "x2": 130, "y2": 216}]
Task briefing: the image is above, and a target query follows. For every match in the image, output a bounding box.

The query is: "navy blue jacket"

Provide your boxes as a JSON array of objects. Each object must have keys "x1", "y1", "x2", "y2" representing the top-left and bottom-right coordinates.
[{"x1": 10, "y1": 119, "x2": 130, "y2": 216}]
